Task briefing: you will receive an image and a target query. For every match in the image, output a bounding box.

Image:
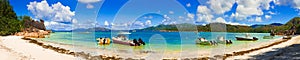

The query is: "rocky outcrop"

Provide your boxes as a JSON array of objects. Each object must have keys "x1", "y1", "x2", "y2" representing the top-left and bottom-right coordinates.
[
  {"x1": 15, "y1": 19, "x2": 50, "y2": 38},
  {"x1": 15, "y1": 30, "x2": 51, "y2": 38},
  {"x1": 24, "y1": 19, "x2": 46, "y2": 31}
]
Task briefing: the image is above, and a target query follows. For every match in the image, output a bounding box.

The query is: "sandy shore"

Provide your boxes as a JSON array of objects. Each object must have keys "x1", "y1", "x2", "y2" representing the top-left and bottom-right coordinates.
[
  {"x1": 0, "y1": 36, "x2": 79, "y2": 60},
  {"x1": 227, "y1": 35, "x2": 300, "y2": 60},
  {"x1": 1, "y1": 35, "x2": 299, "y2": 60}
]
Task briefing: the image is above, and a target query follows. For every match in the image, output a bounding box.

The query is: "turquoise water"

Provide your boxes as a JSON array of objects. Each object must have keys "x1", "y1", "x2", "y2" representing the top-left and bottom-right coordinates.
[{"x1": 42, "y1": 32, "x2": 281, "y2": 52}]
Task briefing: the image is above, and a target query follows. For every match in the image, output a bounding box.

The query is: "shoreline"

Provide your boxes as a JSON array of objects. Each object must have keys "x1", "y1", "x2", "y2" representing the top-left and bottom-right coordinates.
[
  {"x1": 226, "y1": 35, "x2": 300, "y2": 60},
  {"x1": 0, "y1": 36, "x2": 77, "y2": 60},
  {"x1": 0, "y1": 35, "x2": 299, "y2": 60}
]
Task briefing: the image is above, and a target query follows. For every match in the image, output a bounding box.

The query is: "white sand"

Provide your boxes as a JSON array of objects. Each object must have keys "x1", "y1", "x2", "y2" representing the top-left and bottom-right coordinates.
[
  {"x1": 1, "y1": 35, "x2": 297, "y2": 60},
  {"x1": 226, "y1": 35, "x2": 300, "y2": 60},
  {"x1": 0, "y1": 36, "x2": 80, "y2": 60}
]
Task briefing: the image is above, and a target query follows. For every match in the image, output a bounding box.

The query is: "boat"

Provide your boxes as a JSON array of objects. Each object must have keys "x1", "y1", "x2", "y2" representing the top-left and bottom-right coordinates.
[
  {"x1": 283, "y1": 36, "x2": 292, "y2": 39},
  {"x1": 112, "y1": 34, "x2": 145, "y2": 46},
  {"x1": 263, "y1": 36, "x2": 274, "y2": 39},
  {"x1": 118, "y1": 31, "x2": 131, "y2": 34},
  {"x1": 216, "y1": 36, "x2": 232, "y2": 44},
  {"x1": 235, "y1": 34, "x2": 258, "y2": 41},
  {"x1": 195, "y1": 38, "x2": 217, "y2": 45},
  {"x1": 236, "y1": 37, "x2": 258, "y2": 41},
  {"x1": 96, "y1": 37, "x2": 111, "y2": 45}
]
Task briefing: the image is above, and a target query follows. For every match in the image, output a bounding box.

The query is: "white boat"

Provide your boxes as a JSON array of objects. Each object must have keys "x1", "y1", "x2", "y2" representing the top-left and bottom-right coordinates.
[
  {"x1": 195, "y1": 38, "x2": 216, "y2": 45},
  {"x1": 283, "y1": 36, "x2": 292, "y2": 39},
  {"x1": 216, "y1": 36, "x2": 232, "y2": 44},
  {"x1": 118, "y1": 31, "x2": 131, "y2": 34},
  {"x1": 112, "y1": 34, "x2": 145, "y2": 46},
  {"x1": 235, "y1": 34, "x2": 258, "y2": 41}
]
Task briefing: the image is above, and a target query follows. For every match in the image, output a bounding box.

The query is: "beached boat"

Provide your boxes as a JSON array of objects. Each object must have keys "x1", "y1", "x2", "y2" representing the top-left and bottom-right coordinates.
[
  {"x1": 283, "y1": 36, "x2": 292, "y2": 39},
  {"x1": 96, "y1": 37, "x2": 111, "y2": 45},
  {"x1": 235, "y1": 34, "x2": 258, "y2": 41},
  {"x1": 112, "y1": 34, "x2": 145, "y2": 46}
]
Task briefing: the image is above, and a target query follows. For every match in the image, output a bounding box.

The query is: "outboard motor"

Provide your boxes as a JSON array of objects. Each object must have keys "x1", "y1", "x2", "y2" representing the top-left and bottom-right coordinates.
[
  {"x1": 253, "y1": 37, "x2": 258, "y2": 40},
  {"x1": 103, "y1": 37, "x2": 107, "y2": 44},
  {"x1": 133, "y1": 39, "x2": 140, "y2": 46},
  {"x1": 138, "y1": 38, "x2": 145, "y2": 45}
]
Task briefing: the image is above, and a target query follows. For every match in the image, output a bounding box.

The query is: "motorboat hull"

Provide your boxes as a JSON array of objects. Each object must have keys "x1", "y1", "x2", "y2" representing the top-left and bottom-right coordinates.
[
  {"x1": 283, "y1": 36, "x2": 292, "y2": 39},
  {"x1": 235, "y1": 37, "x2": 258, "y2": 41},
  {"x1": 112, "y1": 39, "x2": 135, "y2": 46}
]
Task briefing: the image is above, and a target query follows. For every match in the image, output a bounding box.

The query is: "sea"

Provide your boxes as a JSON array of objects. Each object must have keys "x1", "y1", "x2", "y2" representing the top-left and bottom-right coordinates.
[{"x1": 41, "y1": 32, "x2": 281, "y2": 53}]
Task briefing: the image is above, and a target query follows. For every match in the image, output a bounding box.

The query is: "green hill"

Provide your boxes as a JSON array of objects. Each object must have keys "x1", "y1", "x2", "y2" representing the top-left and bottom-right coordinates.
[{"x1": 140, "y1": 17, "x2": 300, "y2": 34}]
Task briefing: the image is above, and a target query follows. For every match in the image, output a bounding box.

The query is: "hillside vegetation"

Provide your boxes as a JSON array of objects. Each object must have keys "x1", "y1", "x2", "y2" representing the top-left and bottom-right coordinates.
[
  {"x1": 140, "y1": 17, "x2": 300, "y2": 34},
  {"x1": 0, "y1": 0, "x2": 40, "y2": 35}
]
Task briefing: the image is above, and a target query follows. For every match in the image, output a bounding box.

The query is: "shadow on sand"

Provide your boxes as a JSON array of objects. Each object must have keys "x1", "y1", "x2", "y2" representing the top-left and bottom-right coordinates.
[{"x1": 250, "y1": 44, "x2": 300, "y2": 60}]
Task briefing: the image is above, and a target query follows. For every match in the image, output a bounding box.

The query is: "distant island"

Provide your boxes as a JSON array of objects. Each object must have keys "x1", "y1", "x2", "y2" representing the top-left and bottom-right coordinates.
[
  {"x1": 139, "y1": 17, "x2": 299, "y2": 34},
  {"x1": 87, "y1": 17, "x2": 299, "y2": 35}
]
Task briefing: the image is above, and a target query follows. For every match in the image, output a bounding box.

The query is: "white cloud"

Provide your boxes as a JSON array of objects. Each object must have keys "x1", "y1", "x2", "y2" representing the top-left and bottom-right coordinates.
[
  {"x1": 169, "y1": 11, "x2": 174, "y2": 14},
  {"x1": 294, "y1": 0, "x2": 300, "y2": 9},
  {"x1": 78, "y1": 0, "x2": 101, "y2": 9},
  {"x1": 265, "y1": 15, "x2": 272, "y2": 19},
  {"x1": 145, "y1": 20, "x2": 152, "y2": 25},
  {"x1": 86, "y1": 4, "x2": 94, "y2": 9},
  {"x1": 255, "y1": 17, "x2": 262, "y2": 22},
  {"x1": 196, "y1": 5, "x2": 214, "y2": 23},
  {"x1": 268, "y1": 11, "x2": 276, "y2": 15},
  {"x1": 197, "y1": 6, "x2": 211, "y2": 15},
  {"x1": 214, "y1": 17, "x2": 226, "y2": 23},
  {"x1": 44, "y1": 21, "x2": 73, "y2": 30},
  {"x1": 186, "y1": 3, "x2": 191, "y2": 7},
  {"x1": 230, "y1": 0, "x2": 273, "y2": 21},
  {"x1": 104, "y1": 21, "x2": 109, "y2": 26},
  {"x1": 187, "y1": 13, "x2": 195, "y2": 19},
  {"x1": 27, "y1": 0, "x2": 75, "y2": 23},
  {"x1": 226, "y1": 22, "x2": 249, "y2": 26},
  {"x1": 78, "y1": 0, "x2": 101, "y2": 3},
  {"x1": 208, "y1": 0, "x2": 236, "y2": 14}
]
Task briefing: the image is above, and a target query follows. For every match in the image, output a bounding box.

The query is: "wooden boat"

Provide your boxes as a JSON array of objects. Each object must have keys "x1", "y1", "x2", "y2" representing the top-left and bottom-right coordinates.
[{"x1": 112, "y1": 34, "x2": 145, "y2": 46}]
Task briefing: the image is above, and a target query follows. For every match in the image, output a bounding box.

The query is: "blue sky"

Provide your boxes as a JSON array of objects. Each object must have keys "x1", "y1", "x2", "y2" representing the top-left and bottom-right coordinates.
[{"x1": 9, "y1": 0, "x2": 300, "y2": 30}]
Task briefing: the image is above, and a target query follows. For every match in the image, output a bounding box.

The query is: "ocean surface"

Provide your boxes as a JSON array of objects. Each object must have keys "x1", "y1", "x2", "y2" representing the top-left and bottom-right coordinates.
[{"x1": 41, "y1": 32, "x2": 282, "y2": 53}]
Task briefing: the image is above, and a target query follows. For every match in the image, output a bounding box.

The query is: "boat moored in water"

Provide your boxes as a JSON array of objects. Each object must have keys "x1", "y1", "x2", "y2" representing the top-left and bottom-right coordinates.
[
  {"x1": 96, "y1": 37, "x2": 111, "y2": 45},
  {"x1": 235, "y1": 34, "x2": 258, "y2": 41},
  {"x1": 195, "y1": 38, "x2": 217, "y2": 45},
  {"x1": 263, "y1": 36, "x2": 274, "y2": 39},
  {"x1": 236, "y1": 37, "x2": 258, "y2": 41},
  {"x1": 216, "y1": 36, "x2": 232, "y2": 44},
  {"x1": 112, "y1": 34, "x2": 145, "y2": 46}
]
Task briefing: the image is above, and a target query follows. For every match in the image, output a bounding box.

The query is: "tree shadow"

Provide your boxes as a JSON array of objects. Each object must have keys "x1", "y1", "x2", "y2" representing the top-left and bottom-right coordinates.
[{"x1": 249, "y1": 44, "x2": 300, "y2": 60}]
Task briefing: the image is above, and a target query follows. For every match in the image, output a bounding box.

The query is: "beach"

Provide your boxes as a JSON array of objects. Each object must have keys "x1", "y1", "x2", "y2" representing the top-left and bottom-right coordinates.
[
  {"x1": 1, "y1": 35, "x2": 300, "y2": 60},
  {"x1": 0, "y1": 36, "x2": 78, "y2": 60},
  {"x1": 226, "y1": 35, "x2": 300, "y2": 60}
]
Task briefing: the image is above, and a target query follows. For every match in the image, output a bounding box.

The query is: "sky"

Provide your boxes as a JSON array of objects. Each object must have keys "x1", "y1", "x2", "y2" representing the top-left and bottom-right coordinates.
[{"x1": 9, "y1": 0, "x2": 300, "y2": 30}]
